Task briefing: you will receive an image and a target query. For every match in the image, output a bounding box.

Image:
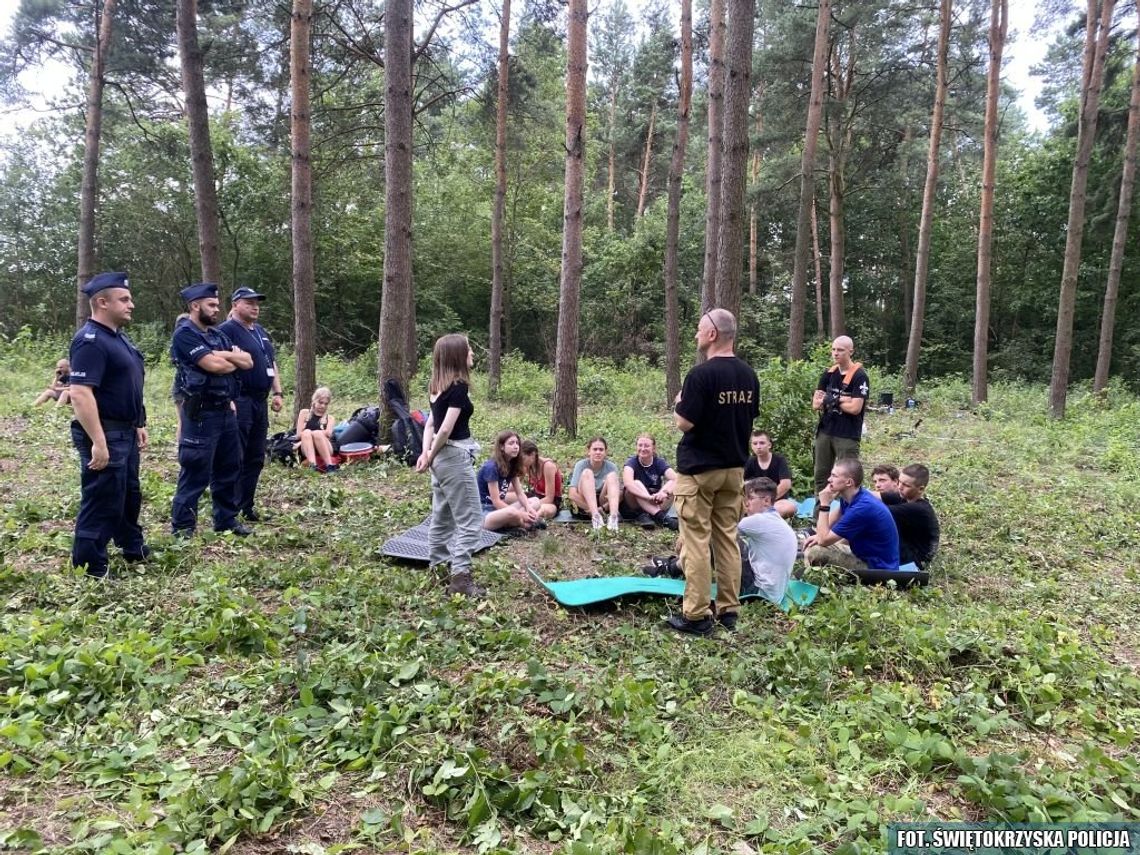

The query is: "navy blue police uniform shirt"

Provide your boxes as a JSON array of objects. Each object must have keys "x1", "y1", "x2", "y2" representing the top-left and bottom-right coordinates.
[
  {"x1": 171, "y1": 323, "x2": 238, "y2": 400},
  {"x1": 675, "y1": 356, "x2": 760, "y2": 475},
  {"x1": 218, "y1": 319, "x2": 275, "y2": 397},
  {"x1": 69, "y1": 320, "x2": 146, "y2": 426}
]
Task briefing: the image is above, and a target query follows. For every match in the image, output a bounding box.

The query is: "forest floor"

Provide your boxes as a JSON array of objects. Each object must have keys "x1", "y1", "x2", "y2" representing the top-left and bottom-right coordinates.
[{"x1": 1, "y1": 342, "x2": 1138, "y2": 855}]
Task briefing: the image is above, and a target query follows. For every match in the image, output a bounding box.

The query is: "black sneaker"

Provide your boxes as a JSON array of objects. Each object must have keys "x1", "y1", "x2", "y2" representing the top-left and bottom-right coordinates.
[
  {"x1": 665, "y1": 614, "x2": 714, "y2": 636},
  {"x1": 658, "y1": 513, "x2": 679, "y2": 531},
  {"x1": 447, "y1": 573, "x2": 486, "y2": 598},
  {"x1": 217, "y1": 523, "x2": 253, "y2": 537},
  {"x1": 635, "y1": 512, "x2": 656, "y2": 529},
  {"x1": 642, "y1": 556, "x2": 671, "y2": 577},
  {"x1": 123, "y1": 545, "x2": 151, "y2": 563},
  {"x1": 717, "y1": 611, "x2": 739, "y2": 631},
  {"x1": 242, "y1": 508, "x2": 262, "y2": 522}
]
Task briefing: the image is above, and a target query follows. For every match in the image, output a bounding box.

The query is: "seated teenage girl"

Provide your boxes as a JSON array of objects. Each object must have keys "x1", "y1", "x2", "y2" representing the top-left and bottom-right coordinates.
[
  {"x1": 519, "y1": 439, "x2": 562, "y2": 520},
  {"x1": 478, "y1": 430, "x2": 541, "y2": 531},
  {"x1": 296, "y1": 386, "x2": 338, "y2": 472},
  {"x1": 619, "y1": 433, "x2": 678, "y2": 529},
  {"x1": 568, "y1": 435, "x2": 621, "y2": 531}
]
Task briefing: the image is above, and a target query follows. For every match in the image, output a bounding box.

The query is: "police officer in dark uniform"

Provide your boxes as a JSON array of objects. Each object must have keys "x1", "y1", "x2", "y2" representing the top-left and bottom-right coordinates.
[
  {"x1": 170, "y1": 282, "x2": 254, "y2": 537},
  {"x1": 219, "y1": 286, "x2": 284, "y2": 522},
  {"x1": 68, "y1": 272, "x2": 149, "y2": 578}
]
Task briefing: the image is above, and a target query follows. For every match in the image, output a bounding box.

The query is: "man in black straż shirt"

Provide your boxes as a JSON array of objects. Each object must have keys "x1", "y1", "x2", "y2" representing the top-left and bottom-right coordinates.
[
  {"x1": 812, "y1": 335, "x2": 869, "y2": 517},
  {"x1": 669, "y1": 309, "x2": 760, "y2": 636}
]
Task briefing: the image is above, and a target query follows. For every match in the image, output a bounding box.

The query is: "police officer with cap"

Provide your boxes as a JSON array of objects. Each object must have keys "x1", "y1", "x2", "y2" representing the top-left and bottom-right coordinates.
[
  {"x1": 219, "y1": 286, "x2": 284, "y2": 522},
  {"x1": 68, "y1": 272, "x2": 149, "y2": 578},
  {"x1": 170, "y1": 282, "x2": 254, "y2": 537}
]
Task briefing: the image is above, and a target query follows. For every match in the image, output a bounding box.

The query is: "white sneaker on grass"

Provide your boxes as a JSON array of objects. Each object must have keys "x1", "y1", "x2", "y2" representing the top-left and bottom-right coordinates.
[
  {"x1": 607, "y1": 514, "x2": 619, "y2": 532},
  {"x1": 592, "y1": 511, "x2": 604, "y2": 530}
]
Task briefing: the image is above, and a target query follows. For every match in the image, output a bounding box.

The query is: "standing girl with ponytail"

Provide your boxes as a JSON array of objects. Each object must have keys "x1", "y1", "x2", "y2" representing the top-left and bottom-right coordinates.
[{"x1": 415, "y1": 334, "x2": 485, "y2": 597}]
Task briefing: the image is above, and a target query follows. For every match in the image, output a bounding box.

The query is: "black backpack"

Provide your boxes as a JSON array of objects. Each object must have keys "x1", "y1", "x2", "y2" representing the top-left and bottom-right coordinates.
[
  {"x1": 267, "y1": 431, "x2": 298, "y2": 466},
  {"x1": 384, "y1": 378, "x2": 424, "y2": 466},
  {"x1": 337, "y1": 405, "x2": 382, "y2": 448}
]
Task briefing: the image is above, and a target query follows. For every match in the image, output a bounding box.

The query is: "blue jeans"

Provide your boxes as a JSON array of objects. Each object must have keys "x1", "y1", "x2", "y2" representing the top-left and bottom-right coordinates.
[
  {"x1": 71, "y1": 423, "x2": 144, "y2": 577},
  {"x1": 428, "y1": 444, "x2": 483, "y2": 576},
  {"x1": 171, "y1": 408, "x2": 241, "y2": 533}
]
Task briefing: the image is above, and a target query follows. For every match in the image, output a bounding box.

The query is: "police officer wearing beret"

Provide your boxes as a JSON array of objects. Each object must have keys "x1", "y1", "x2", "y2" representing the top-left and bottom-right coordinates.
[
  {"x1": 170, "y1": 283, "x2": 254, "y2": 537},
  {"x1": 68, "y1": 272, "x2": 149, "y2": 578},
  {"x1": 218, "y1": 287, "x2": 284, "y2": 522}
]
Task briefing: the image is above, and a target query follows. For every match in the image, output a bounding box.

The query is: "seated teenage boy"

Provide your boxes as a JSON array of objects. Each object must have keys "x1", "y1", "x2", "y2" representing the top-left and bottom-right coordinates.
[
  {"x1": 743, "y1": 430, "x2": 797, "y2": 518},
  {"x1": 870, "y1": 463, "x2": 900, "y2": 496},
  {"x1": 804, "y1": 458, "x2": 899, "y2": 573},
  {"x1": 879, "y1": 463, "x2": 939, "y2": 569}
]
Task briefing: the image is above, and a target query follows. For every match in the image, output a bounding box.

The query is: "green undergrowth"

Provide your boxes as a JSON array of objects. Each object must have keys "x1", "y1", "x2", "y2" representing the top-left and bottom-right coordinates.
[{"x1": 1, "y1": 336, "x2": 1138, "y2": 854}]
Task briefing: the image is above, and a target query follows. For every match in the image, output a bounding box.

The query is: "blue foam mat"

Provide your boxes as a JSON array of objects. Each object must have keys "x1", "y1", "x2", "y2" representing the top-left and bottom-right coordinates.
[{"x1": 527, "y1": 566, "x2": 819, "y2": 613}]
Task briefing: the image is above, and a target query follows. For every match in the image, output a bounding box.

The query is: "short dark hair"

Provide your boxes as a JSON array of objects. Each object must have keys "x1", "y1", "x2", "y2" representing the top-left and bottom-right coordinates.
[
  {"x1": 901, "y1": 463, "x2": 930, "y2": 488},
  {"x1": 750, "y1": 429, "x2": 770, "y2": 441},
  {"x1": 744, "y1": 477, "x2": 777, "y2": 502},
  {"x1": 835, "y1": 458, "x2": 864, "y2": 486},
  {"x1": 872, "y1": 464, "x2": 899, "y2": 481}
]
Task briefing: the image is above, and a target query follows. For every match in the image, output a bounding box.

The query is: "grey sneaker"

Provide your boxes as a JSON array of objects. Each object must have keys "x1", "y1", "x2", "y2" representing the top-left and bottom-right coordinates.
[
  {"x1": 592, "y1": 511, "x2": 604, "y2": 531},
  {"x1": 447, "y1": 573, "x2": 486, "y2": 598},
  {"x1": 607, "y1": 514, "x2": 619, "y2": 532}
]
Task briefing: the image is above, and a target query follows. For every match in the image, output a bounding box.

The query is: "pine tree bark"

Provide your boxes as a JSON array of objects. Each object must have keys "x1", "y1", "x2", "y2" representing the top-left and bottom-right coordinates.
[
  {"x1": 904, "y1": 0, "x2": 952, "y2": 394},
  {"x1": 825, "y1": 35, "x2": 855, "y2": 339},
  {"x1": 663, "y1": 0, "x2": 692, "y2": 406},
  {"x1": 176, "y1": 0, "x2": 223, "y2": 284},
  {"x1": 972, "y1": 0, "x2": 1007, "y2": 405},
  {"x1": 827, "y1": 144, "x2": 846, "y2": 337},
  {"x1": 748, "y1": 106, "x2": 761, "y2": 297},
  {"x1": 551, "y1": 0, "x2": 588, "y2": 435},
  {"x1": 1049, "y1": 0, "x2": 1116, "y2": 418},
  {"x1": 713, "y1": 0, "x2": 755, "y2": 322},
  {"x1": 290, "y1": 0, "x2": 316, "y2": 417},
  {"x1": 636, "y1": 103, "x2": 657, "y2": 218},
  {"x1": 75, "y1": 0, "x2": 116, "y2": 326},
  {"x1": 788, "y1": 0, "x2": 831, "y2": 359},
  {"x1": 898, "y1": 125, "x2": 914, "y2": 346},
  {"x1": 1094, "y1": 3, "x2": 1140, "y2": 393},
  {"x1": 701, "y1": 0, "x2": 726, "y2": 312},
  {"x1": 811, "y1": 200, "x2": 825, "y2": 337},
  {"x1": 379, "y1": 0, "x2": 415, "y2": 395},
  {"x1": 489, "y1": 0, "x2": 511, "y2": 398}
]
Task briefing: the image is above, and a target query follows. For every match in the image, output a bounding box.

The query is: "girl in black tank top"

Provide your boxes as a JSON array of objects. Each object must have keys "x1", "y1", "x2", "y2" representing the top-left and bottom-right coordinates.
[{"x1": 296, "y1": 386, "x2": 337, "y2": 471}]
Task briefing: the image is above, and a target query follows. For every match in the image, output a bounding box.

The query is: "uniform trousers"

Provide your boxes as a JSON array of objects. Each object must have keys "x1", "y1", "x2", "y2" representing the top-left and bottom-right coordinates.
[
  {"x1": 172, "y1": 407, "x2": 241, "y2": 533},
  {"x1": 71, "y1": 423, "x2": 144, "y2": 577},
  {"x1": 234, "y1": 394, "x2": 269, "y2": 514}
]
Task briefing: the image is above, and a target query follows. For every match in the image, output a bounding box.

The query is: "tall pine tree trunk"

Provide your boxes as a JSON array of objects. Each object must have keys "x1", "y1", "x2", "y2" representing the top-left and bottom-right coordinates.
[
  {"x1": 714, "y1": 0, "x2": 755, "y2": 321},
  {"x1": 290, "y1": 0, "x2": 315, "y2": 417},
  {"x1": 663, "y1": 0, "x2": 692, "y2": 406},
  {"x1": 972, "y1": 0, "x2": 1007, "y2": 404},
  {"x1": 177, "y1": 0, "x2": 223, "y2": 283},
  {"x1": 636, "y1": 103, "x2": 657, "y2": 218},
  {"x1": 827, "y1": 145, "x2": 846, "y2": 337},
  {"x1": 898, "y1": 124, "x2": 914, "y2": 347},
  {"x1": 379, "y1": 0, "x2": 415, "y2": 395},
  {"x1": 904, "y1": 0, "x2": 951, "y2": 394},
  {"x1": 1049, "y1": 0, "x2": 1115, "y2": 418},
  {"x1": 701, "y1": 0, "x2": 726, "y2": 312},
  {"x1": 811, "y1": 199, "x2": 825, "y2": 337},
  {"x1": 75, "y1": 0, "x2": 115, "y2": 326},
  {"x1": 1094, "y1": 3, "x2": 1140, "y2": 393},
  {"x1": 551, "y1": 0, "x2": 587, "y2": 435},
  {"x1": 788, "y1": 0, "x2": 830, "y2": 359},
  {"x1": 748, "y1": 107, "x2": 761, "y2": 297},
  {"x1": 489, "y1": 0, "x2": 511, "y2": 397}
]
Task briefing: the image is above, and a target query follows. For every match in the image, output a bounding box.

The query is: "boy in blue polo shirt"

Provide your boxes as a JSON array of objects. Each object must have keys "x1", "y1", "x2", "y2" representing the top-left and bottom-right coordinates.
[{"x1": 804, "y1": 457, "x2": 899, "y2": 572}]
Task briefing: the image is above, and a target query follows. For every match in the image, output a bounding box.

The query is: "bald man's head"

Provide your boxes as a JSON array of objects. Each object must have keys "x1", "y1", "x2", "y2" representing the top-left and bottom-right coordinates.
[{"x1": 830, "y1": 336, "x2": 854, "y2": 367}]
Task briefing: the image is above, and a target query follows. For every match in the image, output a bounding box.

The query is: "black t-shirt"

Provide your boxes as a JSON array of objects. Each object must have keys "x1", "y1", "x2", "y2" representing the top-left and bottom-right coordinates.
[
  {"x1": 816, "y1": 364, "x2": 870, "y2": 441},
  {"x1": 744, "y1": 452, "x2": 792, "y2": 486},
  {"x1": 430, "y1": 381, "x2": 473, "y2": 441},
  {"x1": 882, "y1": 492, "x2": 939, "y2": 568},
  {"x1": 675, "y1": 356, "x2": 760, "y2": 475}
]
